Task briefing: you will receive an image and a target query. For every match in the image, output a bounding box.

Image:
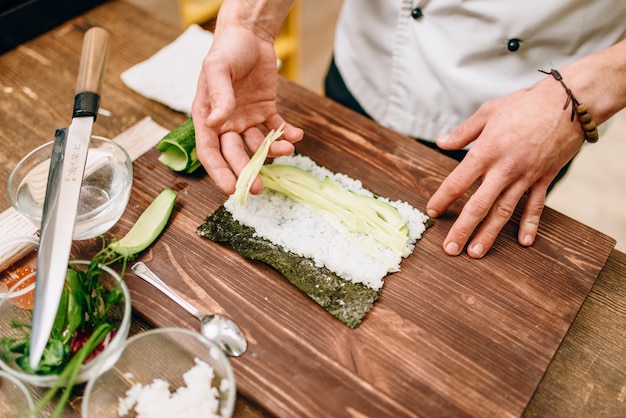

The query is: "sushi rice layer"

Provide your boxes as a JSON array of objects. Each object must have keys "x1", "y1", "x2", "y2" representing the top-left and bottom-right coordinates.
[{"x1": 224, "y1": 155, "x2": 429, "y2": 291}]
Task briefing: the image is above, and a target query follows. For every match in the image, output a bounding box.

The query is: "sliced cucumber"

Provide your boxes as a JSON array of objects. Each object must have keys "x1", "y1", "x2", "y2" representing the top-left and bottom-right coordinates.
[
  {"x1": 108, "y1": 188, "x2": 177, "y2": 257},
  {"x1": 157, "y1": 118, "x2": 201, "y2": 174},
  {"x1": 258, "y1": 163, "x2": 409, "y2": 257},
  {"x1": 232, "y1": 123, "x2": 285, "y2": 206}
]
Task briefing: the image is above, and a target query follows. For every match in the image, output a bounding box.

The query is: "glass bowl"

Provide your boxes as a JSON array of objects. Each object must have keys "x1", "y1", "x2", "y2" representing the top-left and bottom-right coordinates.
[
  {"x1": 7, "y1": 135, "x2": 133, "y2": 240},
  {"x1": 83, "y1": 328, "x2": 236, "y2": 418},
  {"x1": 0, "y1": 235, "x2": 38, "y2": 296},
  {"x1": 0, "y1": 369, "x2": 35, "y2": 417},
  {"x1": 0, "y1": 260, "x2": 131, "y2": 387}
]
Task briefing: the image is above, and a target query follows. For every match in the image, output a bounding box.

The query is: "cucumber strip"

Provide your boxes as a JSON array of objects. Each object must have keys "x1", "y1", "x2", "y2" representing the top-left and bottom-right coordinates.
[
  {"x1": 258, "y1": 164, "x2": 409, "y2": 257},
  {"x1": 108, "y1": 188, "x2": 178, "y2": 257},
  {"x1": 157, "y1": 118, "x2": 201, "y2": 174},
  {"x1": 231, "y1": 123, "x2": 285, "y2": 206}
]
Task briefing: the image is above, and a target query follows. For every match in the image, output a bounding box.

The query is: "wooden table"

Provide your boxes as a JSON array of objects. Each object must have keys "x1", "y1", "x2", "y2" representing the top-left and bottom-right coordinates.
[{"x1": 0, "y1": 1, "x2": 625, "y2": 417}]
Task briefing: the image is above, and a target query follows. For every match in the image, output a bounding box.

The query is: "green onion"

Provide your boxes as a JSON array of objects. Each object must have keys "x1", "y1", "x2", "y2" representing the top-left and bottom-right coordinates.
[
  {"x1": 33, "y1": 323, "x2": 114, "y2": 418},
  {"x1": 2, "y1": 188, "x2": 178, "y2": 416}
]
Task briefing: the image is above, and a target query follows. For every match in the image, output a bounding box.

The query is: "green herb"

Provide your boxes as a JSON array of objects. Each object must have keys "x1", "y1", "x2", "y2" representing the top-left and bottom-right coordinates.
[
  {"x1": 34, "y1": 324, "x2": 115, "y2": 418},
  {"x1": 0, "y1": 260, "x2": 123, "y2": 418},
  {"x1": 0, "y1": 188, "x2": 177, "y2": 417}
]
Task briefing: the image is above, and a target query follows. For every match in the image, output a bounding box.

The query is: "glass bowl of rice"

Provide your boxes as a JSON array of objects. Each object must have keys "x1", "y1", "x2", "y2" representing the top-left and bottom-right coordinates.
[
  {"x1": 0, "y1": 248, "x2": 131, "y2": 388},
  {"x1": 82, "y1": 327, "x2": 237, "y2": 418}
]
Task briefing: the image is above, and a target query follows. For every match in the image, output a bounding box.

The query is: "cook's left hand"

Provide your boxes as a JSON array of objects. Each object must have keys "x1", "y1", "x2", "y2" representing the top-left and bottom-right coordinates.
[{"x1": 426, "y1": 77, "x2": 585, "y2": 258}]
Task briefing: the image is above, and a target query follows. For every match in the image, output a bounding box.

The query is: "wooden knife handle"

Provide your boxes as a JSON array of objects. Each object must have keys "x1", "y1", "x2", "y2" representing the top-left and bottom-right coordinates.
[{"x1": 75, "y1": 26, "x2": 110, "y2": 96}]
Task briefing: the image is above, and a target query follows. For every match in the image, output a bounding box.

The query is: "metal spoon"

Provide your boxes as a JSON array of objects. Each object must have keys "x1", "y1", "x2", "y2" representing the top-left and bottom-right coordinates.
[{"x1": 130, "y1": 262, "x2": 247, "y2": 357}]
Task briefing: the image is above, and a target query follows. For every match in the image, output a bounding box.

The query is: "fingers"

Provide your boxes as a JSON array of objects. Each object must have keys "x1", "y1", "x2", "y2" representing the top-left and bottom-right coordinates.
[
  {"x1": 436, "y1": 103, "x2": 489, "y2": 151},
  {"x1": 198, "y1": 120, "x2": 302, "y2": 196},
  {"x1": 195, "y1": 129, "x2": 238, "y2": 195},
  {"x1": 463, "y1": 181, "x2": 529, "y2": 258},
  {"x1": 427, "y1": 152, "x2": 483, "y2": 219},
  {"x1": 428, "y1": 165, "x2": 549, "y2": 258},
  {"x1": 264, "y1": 113, "x2": 304, "y2": 153},
  {"x1": 426, "y1": 154, "x2": 485, "y2": 256},
  {"x1": 266, "y1": 120, "x2": 302, "y2": 157},
  {"x1": 192, "y1": 66, "x2": 303, "y2": 195},
  {"x1": 518, "y1": 185, "x2": 547, "y2": 247},
  {"x1": 462, "y1": 182, "x2": 547, "y2": 258},
  {"x1": 203, "y1": 81, "x2": 237, "y2": 132},
  {"x1": 240, "y1": 115, "x2": 302, "y2": 159},
  {"x1": 427, "y1": 145, "x2": 549, "y2": 258},
  {"x1": 434, "y1": 172, "x2": 533, "y2": 259},
  {"x1": 221, "y1": 131, "x2": 267, "y2": 194},
  {"x1": 192, "y1": 64, "x2": 239, "y2": 194}
]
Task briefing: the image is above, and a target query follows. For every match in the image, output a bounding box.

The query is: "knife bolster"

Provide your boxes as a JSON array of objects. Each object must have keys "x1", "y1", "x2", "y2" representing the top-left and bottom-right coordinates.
[{"x1": 73, "y1": 91, "x2": 100, "y2": 119}]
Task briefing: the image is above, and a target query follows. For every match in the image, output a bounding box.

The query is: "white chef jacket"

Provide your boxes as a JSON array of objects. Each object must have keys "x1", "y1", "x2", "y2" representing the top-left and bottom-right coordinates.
[{"x1": 334, "y1": 0, "x2": 626, "y2": 141}]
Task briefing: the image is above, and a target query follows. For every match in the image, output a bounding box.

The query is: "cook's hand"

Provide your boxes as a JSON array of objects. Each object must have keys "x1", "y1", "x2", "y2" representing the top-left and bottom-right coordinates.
[
  {"x1": 191, "y1": 25, "x2": 303, "y2": 195},
  {"x1": 426, "y1": 79, "x2": 585, "y2": 258}
]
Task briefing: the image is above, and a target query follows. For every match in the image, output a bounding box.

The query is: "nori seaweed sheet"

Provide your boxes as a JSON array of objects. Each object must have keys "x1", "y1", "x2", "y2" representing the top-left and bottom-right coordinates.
[{"x1": 197, "y1": 206, "x2": 380, "y2": 328}]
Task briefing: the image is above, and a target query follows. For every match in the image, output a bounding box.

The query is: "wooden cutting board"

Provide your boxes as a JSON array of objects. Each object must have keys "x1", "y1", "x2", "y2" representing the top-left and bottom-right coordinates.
[{"x1": 113, "y1": 80, "x2": 615, "y2": 418}]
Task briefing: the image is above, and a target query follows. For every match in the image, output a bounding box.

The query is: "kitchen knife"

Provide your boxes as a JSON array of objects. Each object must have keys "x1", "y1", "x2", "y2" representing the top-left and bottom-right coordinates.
[{"x1": 30, "y1": 27, "x2": 110, "y2": 369}]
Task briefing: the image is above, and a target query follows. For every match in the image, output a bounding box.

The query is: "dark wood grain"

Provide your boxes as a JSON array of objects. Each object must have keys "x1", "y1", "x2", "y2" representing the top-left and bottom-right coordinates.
[
  {"x1": 0, "y1": 2, "x2": 625, "y2": 417},
  {"x1": 116, "y1": 78, "x2": 615, "y2": 417}
]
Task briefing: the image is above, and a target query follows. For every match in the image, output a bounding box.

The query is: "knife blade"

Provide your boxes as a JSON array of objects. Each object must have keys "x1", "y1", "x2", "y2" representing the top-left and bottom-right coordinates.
[{"x1": 30, "y1": 27, "x2": 110, "y2": 369}]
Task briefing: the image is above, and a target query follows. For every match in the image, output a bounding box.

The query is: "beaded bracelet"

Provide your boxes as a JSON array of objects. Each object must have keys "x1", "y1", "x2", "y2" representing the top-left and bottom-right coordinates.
[{"x1": 538, "y1": 69, "x2": 599, "y2": 143}]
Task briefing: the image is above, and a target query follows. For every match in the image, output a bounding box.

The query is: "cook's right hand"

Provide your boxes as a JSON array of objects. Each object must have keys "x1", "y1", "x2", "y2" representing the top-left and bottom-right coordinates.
[{"x1": 191, "y1": 24, "x2": 303, "y2": 195}]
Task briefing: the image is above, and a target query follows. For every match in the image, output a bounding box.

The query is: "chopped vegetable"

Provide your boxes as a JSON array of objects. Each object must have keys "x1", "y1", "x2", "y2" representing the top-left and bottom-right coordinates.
[
  {"x1": 156, "y1": 118, "x2": 201, "y2": 174},
  {"x1": 258, "y1": 164, "x2": 409, "y2": 257},
  {"x1": 0, "y1": 188, "x2": 178, "y2": 417},
  {"x1": 39, "y1": 322, "x2": 116, "y2": 418},
  {"x1": 231, "y1": 123, "x2": 285, "y2": 206},
  {"x1": 107, "y1": 188, "x2": 177, "y2": 258},
  {"x1": 1, "y1": 261, "x2": 124, "y2": 418}
]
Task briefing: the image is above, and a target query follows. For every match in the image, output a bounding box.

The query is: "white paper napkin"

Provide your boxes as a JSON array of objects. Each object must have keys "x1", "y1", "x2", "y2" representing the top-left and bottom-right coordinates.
[{"x1": 121, "y1": 24, "x2": 214, "y2": 115}]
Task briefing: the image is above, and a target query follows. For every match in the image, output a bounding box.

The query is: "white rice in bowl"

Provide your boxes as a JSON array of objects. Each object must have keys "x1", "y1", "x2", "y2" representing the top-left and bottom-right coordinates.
[{"x1": 117, "y1": 357, "x2": 230, "y2": 418}]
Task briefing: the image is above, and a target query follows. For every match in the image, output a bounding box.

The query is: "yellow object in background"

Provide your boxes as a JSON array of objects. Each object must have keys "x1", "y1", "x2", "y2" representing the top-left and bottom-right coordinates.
[
  {"x1": 176, "y1": 0, "x2": 301, "y2": 81},
  {"x1": 177, "y1": 0, "x2": 221, "y2": 28}
]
